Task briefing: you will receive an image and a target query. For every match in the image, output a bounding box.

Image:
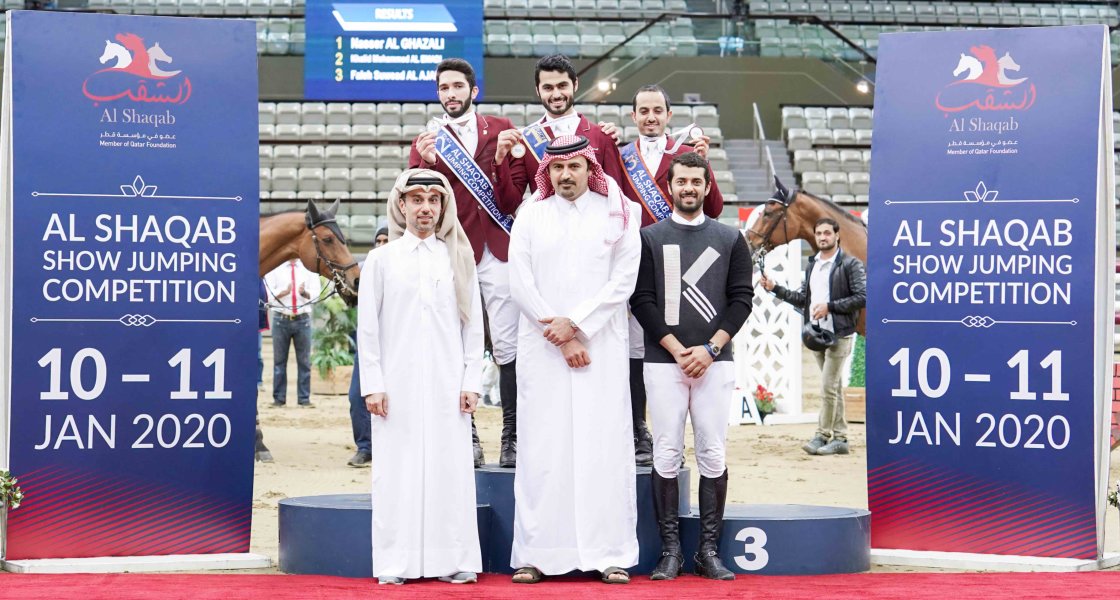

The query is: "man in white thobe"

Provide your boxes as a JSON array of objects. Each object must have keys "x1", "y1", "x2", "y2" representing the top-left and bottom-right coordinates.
[
  {"x1": 507, "y1": 135, "x2": 642, "y2": 584},
  {"x1": 357, "y1": 169, "x2": 484, "y2": 585}
]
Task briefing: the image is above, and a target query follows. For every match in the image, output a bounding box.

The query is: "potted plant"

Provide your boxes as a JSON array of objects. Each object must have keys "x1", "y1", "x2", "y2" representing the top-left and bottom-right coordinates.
[
  {"x1": 1109, "y1": 480, "x2": 1119, "y2": 525},
  {"x1": 844, "y1": 335, "x2": 866, "y2": 423},
  {"x1": 752, "y1": 384, "x2": 776, "y2": 422},
  {"x1": 1, "y1": 469, "x2": 24, "y2": 560},
  {"x1": 311, "y1": 291, "x2": 357, "y2": 395}
]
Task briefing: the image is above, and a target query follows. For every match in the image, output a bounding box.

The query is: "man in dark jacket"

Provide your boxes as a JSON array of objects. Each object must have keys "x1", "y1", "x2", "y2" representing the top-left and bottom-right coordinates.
[{"x1": 759, "y1": 217, "x2": 866, "y2": 455}]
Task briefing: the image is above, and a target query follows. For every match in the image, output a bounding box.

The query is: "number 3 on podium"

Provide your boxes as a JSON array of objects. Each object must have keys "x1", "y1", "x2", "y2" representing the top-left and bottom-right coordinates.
[{"x1": 734, "y1": 526, "x2": 769, "y2": 571}]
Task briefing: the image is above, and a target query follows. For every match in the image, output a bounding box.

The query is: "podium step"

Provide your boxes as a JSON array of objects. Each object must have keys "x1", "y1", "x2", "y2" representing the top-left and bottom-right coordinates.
[{"x1": 279, "y1": 467, "x2": 869, "y2": 577}]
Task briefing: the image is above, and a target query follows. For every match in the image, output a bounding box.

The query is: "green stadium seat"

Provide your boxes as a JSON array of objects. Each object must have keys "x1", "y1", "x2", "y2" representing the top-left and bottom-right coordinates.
[
  {"x1": 935, "y1": 4, "x2": 958, "y2": 25},
  {"x1": 816, "y1": 148, "x2": 839, "y2": 172}
]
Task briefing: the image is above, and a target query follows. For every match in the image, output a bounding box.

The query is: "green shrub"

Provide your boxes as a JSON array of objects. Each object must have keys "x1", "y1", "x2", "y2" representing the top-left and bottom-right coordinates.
[
  {"x1": 311, "y1": 291, "x2": 356, "y2": 378},
  {"x1": 849, "y1": 335, "x2": 866, "y2": 387}
]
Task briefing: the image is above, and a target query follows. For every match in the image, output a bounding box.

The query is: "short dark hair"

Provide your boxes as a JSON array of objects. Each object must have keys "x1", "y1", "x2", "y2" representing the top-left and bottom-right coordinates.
[
  {"x1": 632, "y1": 84, "x2": 671, "y2": 112},
  {"x1": 815, "y1": 217, "x2": 840, "y2": 234},
  {"x1": 436, "y1": 58, "x2": 476, "y2": 90},
  {"x1": 534, "y1": 54, "x2": 577, "y2": 87},
  {"x1": 668, "y1": 152, "x2": 710, "y2": 186}
]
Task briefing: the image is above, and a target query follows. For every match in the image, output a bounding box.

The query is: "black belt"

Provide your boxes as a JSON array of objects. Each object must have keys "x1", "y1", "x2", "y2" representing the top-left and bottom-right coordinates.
[{"x1": 273, "y1": 311, "x2": 309, "y2": 321}]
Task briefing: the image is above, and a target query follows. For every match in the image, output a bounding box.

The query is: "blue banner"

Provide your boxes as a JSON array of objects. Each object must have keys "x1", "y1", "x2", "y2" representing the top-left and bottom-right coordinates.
[
  {"x1": 304, "y1": 0, "x2": 484, "y2": 101},
  {"x1": 432, "y1": 126, "x2": 513, "y2": 234},
  {"x1": 520, "y1": 121, "x2": 554, "y2": 162},
  {"x1": 619, "y1": 141, "x2": 673, "y2": 222},
  {"x1": 866, "y1": 26, "x2": 1110, "y2": 559},
  {"x1": 3, "y1": 11, "x2": 259, "y2": 559}
]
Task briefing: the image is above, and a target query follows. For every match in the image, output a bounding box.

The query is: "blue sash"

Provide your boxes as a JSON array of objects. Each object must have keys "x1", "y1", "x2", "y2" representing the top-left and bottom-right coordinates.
[
  {"x1": 620, "y1": 142, "x2": 672, "y2": 222},
  {"x1": 433, "y1": 127, "x2": 514, "y2": 234},
  {"x1": 520, "y1": 121, "x2": 554, "y2": 162}
]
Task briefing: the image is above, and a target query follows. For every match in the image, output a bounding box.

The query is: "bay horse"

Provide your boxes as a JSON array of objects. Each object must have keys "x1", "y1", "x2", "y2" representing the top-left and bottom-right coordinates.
[
  {"x1": 260, "y1": 199, "x2": 360, "y2": 307},
  {"x1": 744, "y1": 177, "x2": 868, "y2": 337},
  {"x1": 255, "y1": 199, "x2": 361, "y2": 462}
]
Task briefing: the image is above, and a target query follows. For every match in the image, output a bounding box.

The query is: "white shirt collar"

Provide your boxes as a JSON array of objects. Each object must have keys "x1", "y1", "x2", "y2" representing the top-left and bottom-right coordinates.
[
  {"x1": 671, "y1": 211, "x2": 705, "y2": 226},
  {"x1": 542, "y1": 112, "x2": 581, "y2": 135},
  {"x1": 640, "y1": 134, "x2": 667, "y2": 154},
  {"x1": 543, "y1": 111, "x2": 577, "y2": 123},
  {"x1": 814, "y1": 249, "x2": 839, "y2": 264},
  {"x1": 445, "y1": 109, "x2": 476, "y2": 127},
  {"x1": 559, "y1": 188, "x2": 600, "y2": 214},
  {"x1": 401, "y1": 229, "x2": 439, "y2": 252}
]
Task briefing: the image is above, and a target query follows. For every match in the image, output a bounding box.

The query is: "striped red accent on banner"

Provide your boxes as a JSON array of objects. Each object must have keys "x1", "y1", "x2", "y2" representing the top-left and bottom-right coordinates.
[
  {"x1": 870, "y1": 459, "x2": 1096, "y2": 559},
  {"x1": 5, "y1": 467, "x2": 250, "y2": 559}
]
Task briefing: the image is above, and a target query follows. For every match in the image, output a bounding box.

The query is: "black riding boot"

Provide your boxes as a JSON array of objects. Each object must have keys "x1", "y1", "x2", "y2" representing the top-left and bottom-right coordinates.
[
  {"x1": 694, "y1": 470, "x2": 735, "y2": 580},
  {"x1": 254, "y1": 418, "x2": 273, "y2": 463},
  {"x1": 471, "y1": 416, "x2": 485, "y2": 468},
  {"x1": 499, "y1": 359, "x2": 518, "y2": 468},
  {"x1": 650, "y1": 471, "x2": 683, "y2": 580},
  {"x1": 630, "y1": 359, "x2": 653, "y2": 467}
]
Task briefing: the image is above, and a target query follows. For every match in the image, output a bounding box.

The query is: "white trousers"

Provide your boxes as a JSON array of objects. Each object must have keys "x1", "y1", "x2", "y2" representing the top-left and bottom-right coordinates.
[
  {"x1": 645, "y1": 361, "x2": 734, "y2": 478},
  {"x1": 477, "y1": 246, "x2": 519, "y2": 365},
  {"x1": 627, "y1": 313, "x2": 644, "y2": 359}
]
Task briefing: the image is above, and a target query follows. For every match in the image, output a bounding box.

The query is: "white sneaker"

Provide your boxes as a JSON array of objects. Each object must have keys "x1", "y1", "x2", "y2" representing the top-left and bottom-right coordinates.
[
  {"x1": 377, "y1": 576, "x2": 404, "y2": 585},
  {"x1": 438, "y1": 571, "x2": 478, "y2": 584}
]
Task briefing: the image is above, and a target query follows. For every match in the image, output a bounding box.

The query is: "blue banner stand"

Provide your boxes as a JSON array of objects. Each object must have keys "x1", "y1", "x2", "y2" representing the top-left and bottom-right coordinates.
[
  {"x1": 867, "y1": 25, "x2": 1117, "y2": 571},
  {"x1": 0, "y1": 11, "x2": 269, "y2": 573}
]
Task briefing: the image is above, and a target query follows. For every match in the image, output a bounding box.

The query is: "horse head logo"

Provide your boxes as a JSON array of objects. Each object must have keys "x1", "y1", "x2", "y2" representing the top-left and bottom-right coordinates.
[
  {"x1": 84, "y1": 33, "x2": 192, "y2": 105},
  {"x1": 950, "y1": 45, "x2": 1028, "y2": 88},
  {"x1": 147, "y1": 43, "x2": 182, "y2": 77},
  {"x1": 97, "y1": 34, "x2": 182, "y2": 79},
  {"x1": 938, "y1": 44, "x2": 1036, "y2": 113}
]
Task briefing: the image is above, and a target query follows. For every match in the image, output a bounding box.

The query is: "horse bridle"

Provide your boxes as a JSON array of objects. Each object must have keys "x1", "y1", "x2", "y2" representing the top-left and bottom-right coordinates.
[
  {"x1": 745, "y1": 189, "x2": 797, "y2": 264},
  {"x1": 305, "y1": 212, "x2": 360, "y2": 298}
]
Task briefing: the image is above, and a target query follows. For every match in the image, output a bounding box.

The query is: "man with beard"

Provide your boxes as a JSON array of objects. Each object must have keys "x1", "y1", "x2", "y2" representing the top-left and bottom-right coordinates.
[
  {"x1": 759, "y1": 217, "x2": 866, "y2": 456},
  {"x1": 629, "y1": 152, "x2": 752, "y2": 581},
  {"x1": 620, "y1": 85, "x2": 726, "y2": 466},
  {"x1": 515, "y1": 53, "x2": 650, "y2": 465},
  {"x1": 410, "y1": 57, "x2": 528, "y2": 468},
  {"x1": 518, "y1": 54, "x2": 626, "y2": 194},
  {"x1": 358, "y1": 170, "x2": 484, "y2": 585},
  {"x1": 507, "y1": 135, "x2": 642, "y2": 584},
  {"x1": 623, "y1": 85, "x2": 724, "y2": 225}
]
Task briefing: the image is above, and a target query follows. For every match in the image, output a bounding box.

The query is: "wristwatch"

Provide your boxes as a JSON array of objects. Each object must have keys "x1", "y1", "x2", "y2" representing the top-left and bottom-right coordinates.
[{"x1": 704, "y1": 342, "x2": 722, "y2": 358}]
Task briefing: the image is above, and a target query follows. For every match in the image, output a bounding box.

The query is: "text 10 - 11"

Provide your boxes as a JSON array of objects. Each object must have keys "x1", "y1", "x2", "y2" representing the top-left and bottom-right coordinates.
[{"x1": 37, "y1": 347, "x2": 232, "y2": 401}]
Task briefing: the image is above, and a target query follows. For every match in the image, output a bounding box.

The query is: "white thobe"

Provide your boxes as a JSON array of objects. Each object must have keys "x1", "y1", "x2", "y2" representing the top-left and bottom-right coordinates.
[
  {"x1": 356, "y1": 230, "x2": 484, "y2": 580},
  {"x1": 508, "y1": 188, "x2": 643, "y2": 574}
]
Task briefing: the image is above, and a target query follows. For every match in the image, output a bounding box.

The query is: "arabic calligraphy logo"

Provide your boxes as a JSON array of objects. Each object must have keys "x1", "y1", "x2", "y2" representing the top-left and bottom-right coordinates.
[
  {"x1": 935, "y1": 45, "x2": 1036, "y2": 114},
  {"x1": 82, "y1": 33, "x2": 192, "y2": 105}
]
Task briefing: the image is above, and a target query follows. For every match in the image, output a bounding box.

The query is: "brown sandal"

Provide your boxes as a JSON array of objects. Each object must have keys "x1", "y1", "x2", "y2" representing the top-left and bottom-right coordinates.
[{"x1": 512, "y1": 566, "x2": 543, "y2": 584}]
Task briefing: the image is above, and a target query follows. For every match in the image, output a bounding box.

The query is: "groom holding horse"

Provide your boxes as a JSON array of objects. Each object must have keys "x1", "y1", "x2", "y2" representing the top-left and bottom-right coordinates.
[{"x1": 758, "y1": 214, "x2": 865, "y2": 456}]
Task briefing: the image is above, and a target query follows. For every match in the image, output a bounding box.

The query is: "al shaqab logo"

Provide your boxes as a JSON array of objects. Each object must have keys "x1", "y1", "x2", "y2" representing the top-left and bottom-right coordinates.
[
  {"x1": 82, "y1": 33, "x2": 192, "y2": 105},
  {"x1": 934, "y1": 45, "x2": 1036, "y2": 114}
]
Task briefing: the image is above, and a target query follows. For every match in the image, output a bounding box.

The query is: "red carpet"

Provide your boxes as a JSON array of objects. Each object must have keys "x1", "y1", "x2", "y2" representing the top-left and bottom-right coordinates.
[{"x1": 2, "y1": 572, "x2": 1119, "y2": 599}]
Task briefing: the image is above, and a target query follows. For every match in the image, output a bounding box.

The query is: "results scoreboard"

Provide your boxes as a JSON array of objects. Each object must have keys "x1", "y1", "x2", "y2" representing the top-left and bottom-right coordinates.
[{"x1": 304, "y1": 0, "x2": 484, "y2": 101}]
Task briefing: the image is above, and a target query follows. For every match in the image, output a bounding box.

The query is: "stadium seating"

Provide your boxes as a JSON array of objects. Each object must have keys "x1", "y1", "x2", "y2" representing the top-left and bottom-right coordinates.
[
  {"x1": 255, "y1": 100, "x2": 732, "y2": 223},
  {"x1": 5, "y1": 1, "x2": 1117, "y2": 64}
]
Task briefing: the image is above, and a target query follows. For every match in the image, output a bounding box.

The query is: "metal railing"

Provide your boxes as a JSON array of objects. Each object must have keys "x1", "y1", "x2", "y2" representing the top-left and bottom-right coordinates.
[{"x1": 753, "y1": 102, "x2": 776, "y2": 188}]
